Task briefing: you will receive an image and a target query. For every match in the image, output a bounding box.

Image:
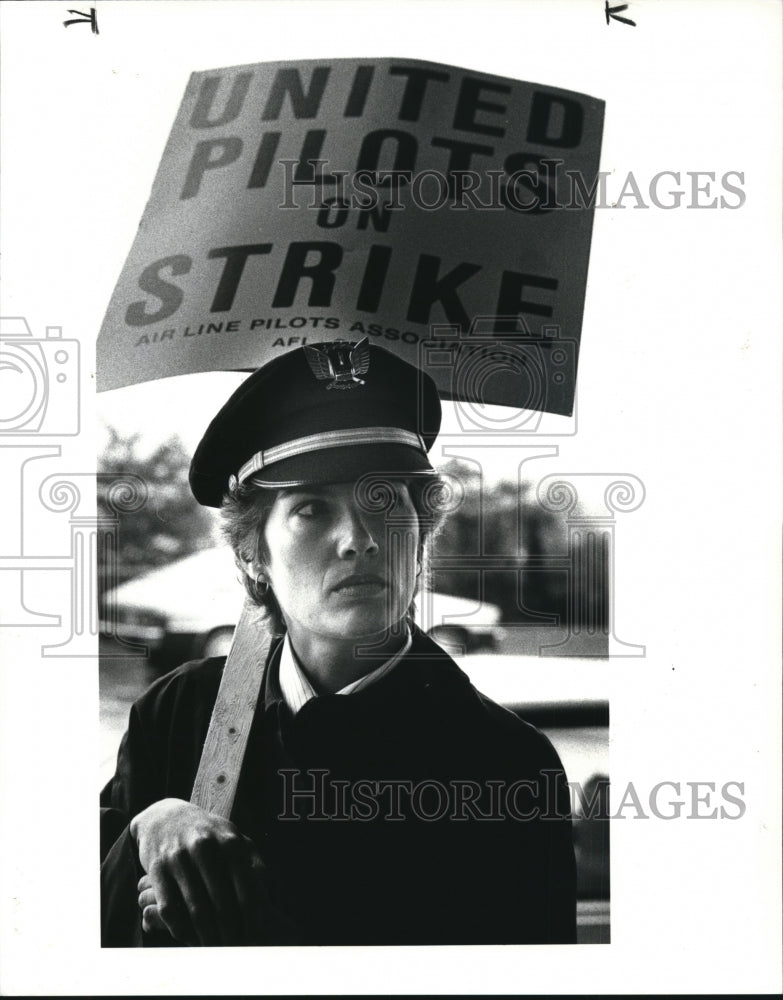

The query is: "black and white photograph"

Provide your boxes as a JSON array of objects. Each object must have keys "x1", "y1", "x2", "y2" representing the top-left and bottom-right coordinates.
[{"x1": 0, "y1": 1, "x2": 780, "y2": 994}]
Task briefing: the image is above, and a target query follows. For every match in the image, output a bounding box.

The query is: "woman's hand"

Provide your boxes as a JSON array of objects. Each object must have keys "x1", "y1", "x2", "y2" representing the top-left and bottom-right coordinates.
[{"x1": 130, "y1": 798, "x2": 270, "y2": 946}]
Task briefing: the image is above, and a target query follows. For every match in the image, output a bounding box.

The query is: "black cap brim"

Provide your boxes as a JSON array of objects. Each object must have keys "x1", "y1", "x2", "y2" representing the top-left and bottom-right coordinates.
[{"x1": 193, "y1": 442, "x2": 435, "y2": 502}]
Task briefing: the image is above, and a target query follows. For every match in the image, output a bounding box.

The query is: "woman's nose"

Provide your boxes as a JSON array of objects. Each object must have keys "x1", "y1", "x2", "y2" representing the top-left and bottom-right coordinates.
[{"x1": 335, "y1": 506, "x2": 380, "y2": 558}]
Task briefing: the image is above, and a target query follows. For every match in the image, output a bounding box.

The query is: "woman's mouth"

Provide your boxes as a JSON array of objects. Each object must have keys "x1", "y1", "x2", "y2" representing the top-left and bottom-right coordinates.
[{"x1": 332, "y1": 573, "x2": 387, "y2": 595}]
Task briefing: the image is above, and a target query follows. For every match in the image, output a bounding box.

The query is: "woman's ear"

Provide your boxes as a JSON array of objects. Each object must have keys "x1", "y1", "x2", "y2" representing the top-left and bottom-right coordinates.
[
  {"x1": 241, "y1": 559, "x2": 266, "y2": 586},
  {"x1": 242, "y1": 559, "x2": 271, "y2": 599}
]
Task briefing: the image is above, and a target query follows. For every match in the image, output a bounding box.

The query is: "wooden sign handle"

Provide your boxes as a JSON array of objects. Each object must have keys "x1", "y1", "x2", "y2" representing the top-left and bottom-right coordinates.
[
  {"x1": 138, "y1": 599, "x2": 272, "y2": 939},
  {"x1": 190, "y1": 597, "x2": 272, "y2": 818}
]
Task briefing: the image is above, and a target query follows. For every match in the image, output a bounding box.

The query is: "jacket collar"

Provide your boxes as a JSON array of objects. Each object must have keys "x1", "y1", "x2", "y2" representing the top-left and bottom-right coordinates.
[{"x1": 261, "y1": 625, "x2": 470, "y2": 713}]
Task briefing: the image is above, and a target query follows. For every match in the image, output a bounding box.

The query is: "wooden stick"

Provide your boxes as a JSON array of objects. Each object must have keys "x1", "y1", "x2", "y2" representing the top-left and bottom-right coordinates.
[
  {"x1": 139, "y1": 599, "x2": 272, "y2": 937},
  {"x1": 190, "y1": 597, "x2": 272, "y2": 818}
]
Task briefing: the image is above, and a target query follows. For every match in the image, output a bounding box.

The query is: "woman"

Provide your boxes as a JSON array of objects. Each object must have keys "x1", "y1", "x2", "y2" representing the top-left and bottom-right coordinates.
[{"x1": 100, "y1": 340, "x2": 576, "y2": 946}]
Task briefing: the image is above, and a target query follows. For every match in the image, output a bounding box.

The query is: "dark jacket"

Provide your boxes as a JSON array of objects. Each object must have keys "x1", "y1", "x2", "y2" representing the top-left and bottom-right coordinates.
[{"x1": 101, "y1": 628, "x2": 576, "y2": 946}]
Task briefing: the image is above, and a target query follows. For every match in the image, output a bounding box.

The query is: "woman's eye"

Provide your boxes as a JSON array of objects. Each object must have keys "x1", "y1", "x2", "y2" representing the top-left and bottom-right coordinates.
[{"x1": 294, "y1": 500, "x2": 323, "y2": 518}]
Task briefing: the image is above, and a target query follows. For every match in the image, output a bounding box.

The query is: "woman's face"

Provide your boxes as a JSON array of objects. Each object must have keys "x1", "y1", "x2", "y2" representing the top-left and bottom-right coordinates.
[{"x1": 258, "y1": 480, "x2": 420, "y2": 645}]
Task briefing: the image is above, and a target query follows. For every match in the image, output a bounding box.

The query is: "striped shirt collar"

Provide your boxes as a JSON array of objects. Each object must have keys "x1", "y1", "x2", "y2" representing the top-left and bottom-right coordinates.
[{"x1": 278, "y1": 628, "x2": 413, "y2": 716}]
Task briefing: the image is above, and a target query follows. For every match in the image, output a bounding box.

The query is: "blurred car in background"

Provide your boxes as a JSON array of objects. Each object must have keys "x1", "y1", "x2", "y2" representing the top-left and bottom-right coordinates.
[
  {"x1": 101, "y1": 546, "x2": 503, "y2": 667},
  {"x1": 101, "y1": 546, "x2": 241, "y2": 666}
]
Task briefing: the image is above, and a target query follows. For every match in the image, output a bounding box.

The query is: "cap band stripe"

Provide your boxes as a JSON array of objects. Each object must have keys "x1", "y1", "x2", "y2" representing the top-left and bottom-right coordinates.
[{"x1": 236, "y1": 427, "x2": 427, "y2": 486}]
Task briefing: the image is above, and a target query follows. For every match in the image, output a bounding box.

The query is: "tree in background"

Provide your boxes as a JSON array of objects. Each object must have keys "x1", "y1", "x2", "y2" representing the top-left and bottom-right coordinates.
[
  {"x1": 431, "y1": 459, "x2": 605, "y2": 629},
  {"x1": 98, "y1": 426, "x2": 217, "y2": 596}
]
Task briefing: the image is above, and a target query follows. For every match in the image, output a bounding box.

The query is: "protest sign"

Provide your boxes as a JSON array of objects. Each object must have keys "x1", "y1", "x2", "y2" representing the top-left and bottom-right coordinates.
[{"x1": 97, "y1": 58, "x2": 603, "y2": 414}]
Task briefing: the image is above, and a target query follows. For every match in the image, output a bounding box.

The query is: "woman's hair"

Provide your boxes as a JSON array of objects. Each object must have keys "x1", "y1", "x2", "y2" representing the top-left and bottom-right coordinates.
[{"x1": 220, "y1": 472, "x2": 450, "y2": 635}]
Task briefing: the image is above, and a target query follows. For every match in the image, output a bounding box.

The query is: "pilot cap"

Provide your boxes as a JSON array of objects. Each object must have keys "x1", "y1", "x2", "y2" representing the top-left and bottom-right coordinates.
[{"x1": 189, "y1": 340, "x2": 442, "y2": 507}]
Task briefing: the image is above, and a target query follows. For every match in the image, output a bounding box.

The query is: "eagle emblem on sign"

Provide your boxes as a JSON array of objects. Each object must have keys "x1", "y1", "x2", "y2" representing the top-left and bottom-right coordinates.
[{"x1": 303, "y1": 338, "x2": 370, "y2": 390}]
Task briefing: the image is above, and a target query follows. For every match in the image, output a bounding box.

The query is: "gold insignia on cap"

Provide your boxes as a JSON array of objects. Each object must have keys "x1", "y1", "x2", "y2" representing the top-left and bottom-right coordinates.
[{"x1": 303, "y1": 338, "x2": 370, "y2": 390}]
